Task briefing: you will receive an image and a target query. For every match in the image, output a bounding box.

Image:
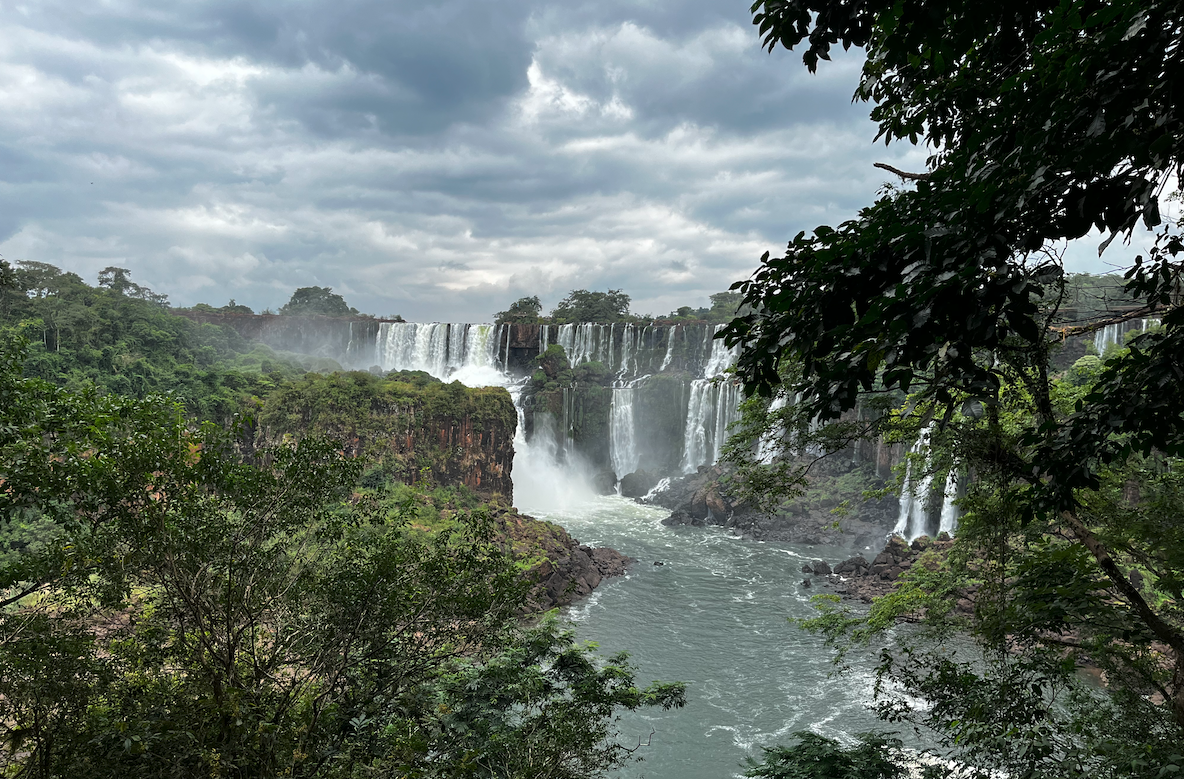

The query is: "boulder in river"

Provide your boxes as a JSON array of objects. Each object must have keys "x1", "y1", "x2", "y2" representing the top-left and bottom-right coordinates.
[{"x1": 619, "y1": 469, "x2": 660, "y2": 498}]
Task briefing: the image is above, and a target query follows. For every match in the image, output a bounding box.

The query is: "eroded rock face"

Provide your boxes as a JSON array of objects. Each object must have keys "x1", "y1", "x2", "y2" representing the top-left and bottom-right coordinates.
[{"x1": 253, "y1": 372, "x2": 517, "y2": 499}]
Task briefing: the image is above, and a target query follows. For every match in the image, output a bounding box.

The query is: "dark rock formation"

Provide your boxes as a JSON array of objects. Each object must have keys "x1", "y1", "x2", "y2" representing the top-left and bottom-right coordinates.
[
  {"x1": 830, "y1": 533, "x2": 960, "y2": 606},
  {"x1": 619, "y1": 469, "x2": 659, "y2": 498},
  {"x1": 592, "y1": 469, "x2": 618, "y2": 495},
  {"x1": 493, "y1": 508, "x2": 634, "y2": 609},
  {"x1": 650, "y1": 461, "x2": 897, "y2": 549}
]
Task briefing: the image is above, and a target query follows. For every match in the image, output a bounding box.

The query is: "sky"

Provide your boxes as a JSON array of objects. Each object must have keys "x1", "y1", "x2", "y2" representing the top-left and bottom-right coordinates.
[{"x1": 0, "y1": 0, "x2": 1152, "y2": 322}]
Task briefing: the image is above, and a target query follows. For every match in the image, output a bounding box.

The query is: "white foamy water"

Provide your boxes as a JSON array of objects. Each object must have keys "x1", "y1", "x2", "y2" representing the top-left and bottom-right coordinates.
[{"x1": 523, "y1": 495, "x2": 888, "y2": 779}]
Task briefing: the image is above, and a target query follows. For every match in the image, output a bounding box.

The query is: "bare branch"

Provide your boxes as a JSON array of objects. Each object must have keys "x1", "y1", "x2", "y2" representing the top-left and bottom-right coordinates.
[{"x1": 874, "y1": 162, "x2": 932, "y2": 181}]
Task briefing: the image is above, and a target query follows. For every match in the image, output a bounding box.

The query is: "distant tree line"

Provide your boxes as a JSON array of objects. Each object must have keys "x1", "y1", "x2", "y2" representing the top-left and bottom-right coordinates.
[{"x1": 494, "y1": 289, "x2": 743, "y2": 325}]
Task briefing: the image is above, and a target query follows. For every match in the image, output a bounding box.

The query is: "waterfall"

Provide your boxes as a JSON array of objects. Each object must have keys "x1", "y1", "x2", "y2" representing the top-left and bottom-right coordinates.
[
  {"x1": 891, "y1": 427, "x2": 961, "y2": 541},
  {"x1": 370, "y1": 319, "x2": 748, "y2": 500},
  {"x1": 640, "y1": 476, "x2": 671, "y2": 502},
  {"x1": 892, "y1": 427, "x2": 935, "y2": 541},
  {"x1": 609, "y1": 385, "x2": 640, "y2": 478},
  {"x1": 702, "y1": 324, "x2": 738, "y2": 377},
  {"x1": 711, "y1": 380, "x2": 743, "y2": 466},
  {"x1": 679, "y1": 378, "x2": 742, "y2": 473},
  {"x1": 680, "y1": 381, "x2": 713, "y2": 473},
  {"x1": 756, "y1": 395, "x2": 789, "y2": 464},
  {"x1": 938, "y1": 471, "x2": 960, "y2": 535},
  {"x1": 659, "y1": 326, "x2": 677, "y2": 372},
  {"x1": 1093, "y1": 323, "x2": 1123, "y2": 354},
  {"x1": 375, "y1": 322, "x2": 503, "y2": 385}
]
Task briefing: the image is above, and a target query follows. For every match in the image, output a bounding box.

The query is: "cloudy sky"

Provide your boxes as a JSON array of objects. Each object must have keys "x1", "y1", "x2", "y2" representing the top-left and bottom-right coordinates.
[{"x1": 0, "y1": 0, "x2": 1143, "y2": 322}]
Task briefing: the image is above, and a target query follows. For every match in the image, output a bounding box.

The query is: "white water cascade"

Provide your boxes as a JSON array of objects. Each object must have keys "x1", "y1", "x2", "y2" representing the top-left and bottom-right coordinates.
[
  {"x1": 678, "y1": 330, "x2": 743, "y2": 474},
  {"x1": 892, "y1": 427, "x2": 935, "y2": 541},
  {"x1": 938, "y1": 471, "x2": 960, "y2": 535},
  {"x1": 375, "y1": 320, "x2": 745, "y2": 495},
  {"x1": 893, "y1": 425, "x2": 962, "y2": 541},
  {"x1": 1093, "y1": 323, "x2": 1123, "y2": 355},
  {"x1": 609, "y1": 385, "x2": 640, "y2": 479},
  {"x1": 1094, "y1": 318, "x2": 1162, "y2": 356}
]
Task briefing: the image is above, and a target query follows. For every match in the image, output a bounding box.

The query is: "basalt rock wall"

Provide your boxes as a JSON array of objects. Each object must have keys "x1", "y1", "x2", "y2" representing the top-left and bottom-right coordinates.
[{"x1": 253, "y1": 371, "x2": 516, "y2": 499}]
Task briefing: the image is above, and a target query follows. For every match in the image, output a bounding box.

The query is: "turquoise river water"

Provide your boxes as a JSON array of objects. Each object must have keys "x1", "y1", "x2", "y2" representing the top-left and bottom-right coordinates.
[{"x1": 520, "y1": 495, "x2": 890, "y2": 779}]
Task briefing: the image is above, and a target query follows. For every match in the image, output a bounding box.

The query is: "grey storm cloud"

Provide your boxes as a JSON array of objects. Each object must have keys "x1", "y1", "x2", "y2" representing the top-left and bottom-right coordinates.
[{"x1": 0, "y1": 0, "x2": 947, "y2": 322}]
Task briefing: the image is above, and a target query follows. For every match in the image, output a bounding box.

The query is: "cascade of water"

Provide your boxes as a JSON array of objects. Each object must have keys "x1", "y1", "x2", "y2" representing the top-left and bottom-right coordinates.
[
  {"x1": 938, "y1": 471, "x2": 960, "y2": 536},
  {"x1": 375, "y1": 322, "x2": 507, "y2": 385},
  {"x1": 702, "y1": 324, "x2": 739, "y2": 378},
  {"x1": 892, "y1": 427, "x2": 935, "y2": 541},
  {"x1": 609, "y1": 385, "x2": 640, "y2": 478},
  {"x1": 640, "y1": 476, "x2": 671, "y2": 502},
  {"x1": 540, "y1": 324, "x2": 550, "y2": 354},
  {"x1": 680, "y1": 381, "x2": 713, "y2": 473},
  {"x1": 659, "y1": 326, "x2": 677, "y2": 372},
  {"x1": 710, "y1": 381, "x2": 743, "y2": 466},
  {"x1": 678, "y1": 377, "x2": 743, "y2": 473},
  {"x1": 510, "y1": 391, "x2": 595, "y2": 511},
  {"x1": 1142, "y1": 317, "x2": 1162, "y2": 332},
  {"x1": 1094, "y1": 323, "x2": 1123, "y2": 354},
  {"x1": 619, "y1": 323, "x2": 634, "y2": 378},
  {"x1": 756, "y1": 395, "x2": 789, "y2": 464},
  {"x1": 500, "y1": 323, "x2": 511, "y2": 372}
]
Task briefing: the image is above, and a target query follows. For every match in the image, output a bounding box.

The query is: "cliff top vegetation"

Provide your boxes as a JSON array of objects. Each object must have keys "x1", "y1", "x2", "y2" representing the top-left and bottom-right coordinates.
[{"x1": 0, "y1": 260, "x2": 314, "y2": 421}]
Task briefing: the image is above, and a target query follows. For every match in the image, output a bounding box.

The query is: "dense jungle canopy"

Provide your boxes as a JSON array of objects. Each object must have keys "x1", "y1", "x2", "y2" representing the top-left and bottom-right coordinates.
[{"x1": 722, "y1": 0, "x2": 1184, "y2": 776}]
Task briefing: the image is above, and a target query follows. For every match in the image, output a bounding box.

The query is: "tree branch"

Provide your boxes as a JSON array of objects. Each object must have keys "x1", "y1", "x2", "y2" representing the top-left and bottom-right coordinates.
[
  {"x1": 874, "y1": 162, "x2": 932, "y2": 181},
  {"x1": 1060, "y1": 511, "x2": 1184, "y2": 656}
]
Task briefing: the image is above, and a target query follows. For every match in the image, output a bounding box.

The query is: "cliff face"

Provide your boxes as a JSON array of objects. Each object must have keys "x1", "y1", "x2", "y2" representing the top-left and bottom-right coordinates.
[{"x1": 254, "y1": 371, "x2": 515, "y2": 499}]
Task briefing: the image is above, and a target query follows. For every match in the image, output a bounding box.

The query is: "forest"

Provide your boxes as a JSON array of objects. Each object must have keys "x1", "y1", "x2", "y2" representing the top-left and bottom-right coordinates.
[{"x1": 0, "y1": 264, "x2": 686, "y2": 778}]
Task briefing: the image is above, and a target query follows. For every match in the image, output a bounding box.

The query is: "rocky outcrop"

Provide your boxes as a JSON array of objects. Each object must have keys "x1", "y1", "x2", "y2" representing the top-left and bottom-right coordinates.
[
  {"x1": 805, "y1": 534, "x2": 972, "y2": 615},
  {"x1": 253, "y1": 371, "x2": 517, "y2": 499},
  {"x1": 619, "y1": 469, "x2": 660, "y2": 498},
  {"x1": 652, "y1": 461, "x2": 897, "y2": 549},
  {"x1": 490, "y1": 507, "x2": 634, "y2": 609}
]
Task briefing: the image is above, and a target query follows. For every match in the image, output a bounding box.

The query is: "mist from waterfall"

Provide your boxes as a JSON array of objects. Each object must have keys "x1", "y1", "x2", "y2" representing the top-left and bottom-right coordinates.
[{"x1": 372, "y1": 320, "x2": 745, "y2": 510}]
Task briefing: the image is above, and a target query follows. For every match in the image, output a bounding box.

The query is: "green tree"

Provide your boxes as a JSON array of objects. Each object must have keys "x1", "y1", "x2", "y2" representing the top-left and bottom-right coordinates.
[
  {"x1": 495, "y1": 295, "x2": 543, "y2": 324},
  {"x1": 742, "y1": 732, "x2": 905, "y2": 779},
  {"x1": 279, "y1": 286, "x2": 357, "y2": 317},
  {"x1": 219, "y1": 298, "x2": 253, "y2": 315},
  {"x1": 551, "y1": 290, "x2": 632, "y2": 323},
  {"x1": 0, "y1": 333, "x2": 683, "y2": 778},
  {"x1": 723, "y1": 0, "x2": 1184, "y2": 772}
]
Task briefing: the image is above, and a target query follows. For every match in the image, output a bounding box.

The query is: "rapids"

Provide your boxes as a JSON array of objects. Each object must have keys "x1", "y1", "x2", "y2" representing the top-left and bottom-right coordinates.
[{"x1": 522, "y1": 493, "x2": 887, "y2": 778}]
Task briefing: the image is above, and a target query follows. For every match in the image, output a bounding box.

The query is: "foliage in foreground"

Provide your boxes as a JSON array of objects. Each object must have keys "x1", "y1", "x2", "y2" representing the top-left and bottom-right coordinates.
[
  {"x1": 742, "y1": 732, "x2": 906, "y2": 779},
  {"x1": 724, "y1": 0, "x2": 1184, "y2": 775},
  {"x1": 0, "y1": 332, "x2": 684, "y2": 778}
]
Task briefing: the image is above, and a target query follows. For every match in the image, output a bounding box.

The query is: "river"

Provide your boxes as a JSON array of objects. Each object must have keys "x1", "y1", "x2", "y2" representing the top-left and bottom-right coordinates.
[
  {"x1": 519, "y1": 492, "x2": 888, "y2": 779},
  {"x1": 369, "y1": 329, "x2": 894, "y2": 777}
]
